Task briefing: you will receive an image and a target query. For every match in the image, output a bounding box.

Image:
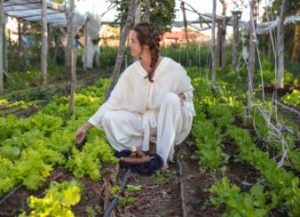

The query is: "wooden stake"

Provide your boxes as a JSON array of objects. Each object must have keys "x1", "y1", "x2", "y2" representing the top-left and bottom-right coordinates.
[{"x1": 41, "y1": 0, "x2": 48, "y2": 85}]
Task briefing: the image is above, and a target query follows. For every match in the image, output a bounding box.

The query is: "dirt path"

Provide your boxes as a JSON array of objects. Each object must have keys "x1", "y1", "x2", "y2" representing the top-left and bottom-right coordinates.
[
  {"x1": 115, "y1": 141, "x2": 222, "y2": 217},
  {"x1": 116, "y1": 165, "x2": 182, "y2": 217}
]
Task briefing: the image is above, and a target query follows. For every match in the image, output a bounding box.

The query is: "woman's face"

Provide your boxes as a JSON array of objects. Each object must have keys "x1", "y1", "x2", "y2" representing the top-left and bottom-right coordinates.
[{"x1": 130, "y1": 31, "x2": 143, "y2": 58}]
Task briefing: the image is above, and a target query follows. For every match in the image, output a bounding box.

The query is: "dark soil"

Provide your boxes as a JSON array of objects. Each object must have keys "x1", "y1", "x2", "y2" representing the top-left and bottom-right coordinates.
[
  {"x1": 177, "y1": 142, "x2": 223, "y2": 217},
  {"x1": 116, "y1": 165, "x2": 183, "y2": 217}
]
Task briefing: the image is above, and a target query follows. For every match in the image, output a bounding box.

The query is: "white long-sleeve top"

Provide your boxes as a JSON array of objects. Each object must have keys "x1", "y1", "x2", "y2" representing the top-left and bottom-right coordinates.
[{"x1": 89, "y1": 57, "x2": 195, "y2": 150}]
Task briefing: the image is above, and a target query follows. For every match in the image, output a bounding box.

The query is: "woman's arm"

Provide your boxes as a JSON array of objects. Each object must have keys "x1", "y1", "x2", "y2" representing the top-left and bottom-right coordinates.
[{"x1": 75, "y1": 122, "x2": 93, "y2": 144}]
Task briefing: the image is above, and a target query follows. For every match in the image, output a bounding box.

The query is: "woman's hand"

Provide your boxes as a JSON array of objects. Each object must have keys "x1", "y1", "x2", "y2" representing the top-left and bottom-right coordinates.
[
  {"x1": 75, "y1": 122, "x2": 93, "y2": 144},
  {"x1": 178, "y1": 92, "x2": 186, "y2": 105}
]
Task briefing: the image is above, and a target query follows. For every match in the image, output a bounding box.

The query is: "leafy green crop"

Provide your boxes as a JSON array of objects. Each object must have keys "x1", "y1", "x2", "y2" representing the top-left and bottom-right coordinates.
[{"x1": 20, "y1": 181, "x2": 81, "y2": 217}]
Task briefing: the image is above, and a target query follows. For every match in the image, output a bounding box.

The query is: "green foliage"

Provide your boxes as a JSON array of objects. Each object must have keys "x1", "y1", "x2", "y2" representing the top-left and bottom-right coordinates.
[
  {"x1": 161, "y1": 44, "x2": 210, "y2": 68},
  {"x1": 111, "y1": 0, "x2": 176, "y2": 33},
  {"x1": 207, "y1": 105, "x2": 234, "y2": 129},
  {"x1": 153, "y1": 170, "x2": 177, "y2": 185},
  {"x1": 264, "y1": 0, "x2": 300, "y2": 17},
  {"x1": 257, "y1": 68, "x2": 294, "y2": 87},
  {"x1": 210, "y1": 177, "x2": 275, "y2": 217},
  {"x1": 16, "y1": 149, "x2": 53, "y2": 190},
  {"x1": 252, "y1": 108, "x2": 269, "y2": 141},
  {"x1": 66, "y1": 139, "x2": 118, "y2": 180},
  {"x1": 227, "y1": 126, "x2": 300, "y2": 216},
  {"x1": 0, "y1": 145, "x2": 21, "y2": 161},
  {"x1": 0, "y1": 157, "x2": 18, "y2": 196},
  {"x1": 99, "y1": 46, "x2": 120, "y2": 72},
  {"x1": 111, "y1": 184, "x2": 138, "y2": 208},
  {"x1": 188, "y1": 64, "x2": 300, "y2": 216},
  {"x1": 282, "y1": 89, "x2": 300, "y2": 106},
  {"x1": 192, "y1": 117, "x2": 223, "y2": 169},
  {"x1": 20, "y1": 181, "x2": 81, "y2": 217},
  {"x1": 0, "y1": 77, "x2": 116, "y2": 197},
  {"x1": 126, "y1": 184, "x2": 142, "y2": 192},
  {"x1": 5, "y1": 70, "x2": 40, "y2": 91}
]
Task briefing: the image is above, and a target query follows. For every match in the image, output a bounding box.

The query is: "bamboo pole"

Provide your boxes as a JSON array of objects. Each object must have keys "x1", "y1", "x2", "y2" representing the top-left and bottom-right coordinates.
[
  {"x1": 41, "y1": 0, "x2": 48, "y2": 85},
  {"x1": 211, "y1": 0, "x2": 217, "y2": 87}
]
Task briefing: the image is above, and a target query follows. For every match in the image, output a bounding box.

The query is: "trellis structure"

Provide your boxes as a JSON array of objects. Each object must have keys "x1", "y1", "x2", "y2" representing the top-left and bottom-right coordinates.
[{"x1": 0, "y1": 0, "x2": 113, "y2": 95}]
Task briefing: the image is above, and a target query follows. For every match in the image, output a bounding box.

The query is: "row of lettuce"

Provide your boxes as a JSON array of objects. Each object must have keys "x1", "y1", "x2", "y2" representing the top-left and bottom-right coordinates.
[
  {"x1": 0, "y1": 78, "x2": 119, "y2": 216},
  {"x1": 189, "y1": 67, "x2": 300, "y2": 217}
]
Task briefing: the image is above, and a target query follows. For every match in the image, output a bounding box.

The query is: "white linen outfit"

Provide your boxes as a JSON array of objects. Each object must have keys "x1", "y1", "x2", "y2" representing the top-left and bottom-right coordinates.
[{"x1": 88, "y1": 57, "x2": 195, "y2": 165}]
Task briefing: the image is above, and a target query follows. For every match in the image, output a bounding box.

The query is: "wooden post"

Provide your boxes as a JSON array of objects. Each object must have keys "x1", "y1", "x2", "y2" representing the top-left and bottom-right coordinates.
[
  {"x1": 291, "y1": 9, "x2": 300, "y2": 63},
  {"x1": 275, "y1": 0, "x2": 287, "y2": 89},
  {"x1": 65, "y1": 0, "x2": 74, "y2": 77},
  {"x1": 83, "y1": 18, "x2": 88, "y2": 71},
  {"x1": 17, "y1": 19, "x2": 24, "y2": 72},
  {"x1": 221, "y1": 1, "x2": 227, "y2": 69},
  {"x1": 3, "y1": 15, "x2": 7, "y2": 73},
  {"x1": 181, "y1": 2, "x2": 189, "y2": 44},
  {"x1": 211, "y1": 0, "x2": 217, "y2": 87},
  {"x1": 181, "y1": 1, "x2": 190, "y2": 66},
  {"x1": 105, "y1": 0, "x2": 139, "y2": 100},
  {"x1": 0, "y1": 0, "x2": 4, "y2": 95},
  {"x1": 232, "y1": 11, "x2": 241, "y2": 73},
  {"x1": 144, "y1": 0, "x2": 150, "y2": 22},
  {"x1": 133, "y1": 1, "x2": 141, "y2": 62},
  {"x1": 246, "y1": 0, "x2": 258, "y2": 120},
  {"x1": 67, "y1": 0, "x2": 76, "y2": 117},
  {"x1": 135, "y1": 2, "x2": 141, "y2": 24},
  {"x1": 69, "y1": 34, "x2": 78, "y2": 117},
  {"x1": 41, "y1": 0, "x2": 48, "y2": 85},
  {"x1": 216, "y1": 21, "x2": 222, "y2": 67},
  {"x1": 248, "y1": 0, "x2": 257, "y2": 92}
]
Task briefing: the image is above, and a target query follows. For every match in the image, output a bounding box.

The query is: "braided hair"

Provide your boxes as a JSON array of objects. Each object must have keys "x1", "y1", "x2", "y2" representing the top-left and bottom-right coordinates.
[{"x1": 133, "y1": 22, "x2": 160, "y2": 82}]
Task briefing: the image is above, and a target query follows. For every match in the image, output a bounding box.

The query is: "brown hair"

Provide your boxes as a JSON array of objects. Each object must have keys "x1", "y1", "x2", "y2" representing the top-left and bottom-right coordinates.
[{"x1": 133, "y1": 22, "x2": 160, "y2": 82}]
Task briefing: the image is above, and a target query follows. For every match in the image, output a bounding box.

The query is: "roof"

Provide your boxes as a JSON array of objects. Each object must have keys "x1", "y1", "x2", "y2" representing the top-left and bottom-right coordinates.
[{"x1": 3, "y1": 0, "x2": 66, "y2": 25}]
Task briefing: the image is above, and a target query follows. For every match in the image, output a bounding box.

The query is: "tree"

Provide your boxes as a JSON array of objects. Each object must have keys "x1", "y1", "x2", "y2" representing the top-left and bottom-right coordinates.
[
  {"x1": 105, "y1": 0, "x2": 139, "y2": 99},
  {"x1": 111, "y1": 0, "x2": 176, "y2": 33}
]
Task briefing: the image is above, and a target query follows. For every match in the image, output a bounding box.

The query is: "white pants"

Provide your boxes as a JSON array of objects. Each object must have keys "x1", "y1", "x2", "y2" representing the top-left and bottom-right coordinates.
[{"x1": 101, "y1": 93, "x2": 193, "y2": 166}]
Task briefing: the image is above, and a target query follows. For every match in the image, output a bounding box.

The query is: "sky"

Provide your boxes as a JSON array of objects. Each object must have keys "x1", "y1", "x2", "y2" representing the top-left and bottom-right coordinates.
[{"x1": 77, "y1": 0, "x2": 274, "y2": 35}]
